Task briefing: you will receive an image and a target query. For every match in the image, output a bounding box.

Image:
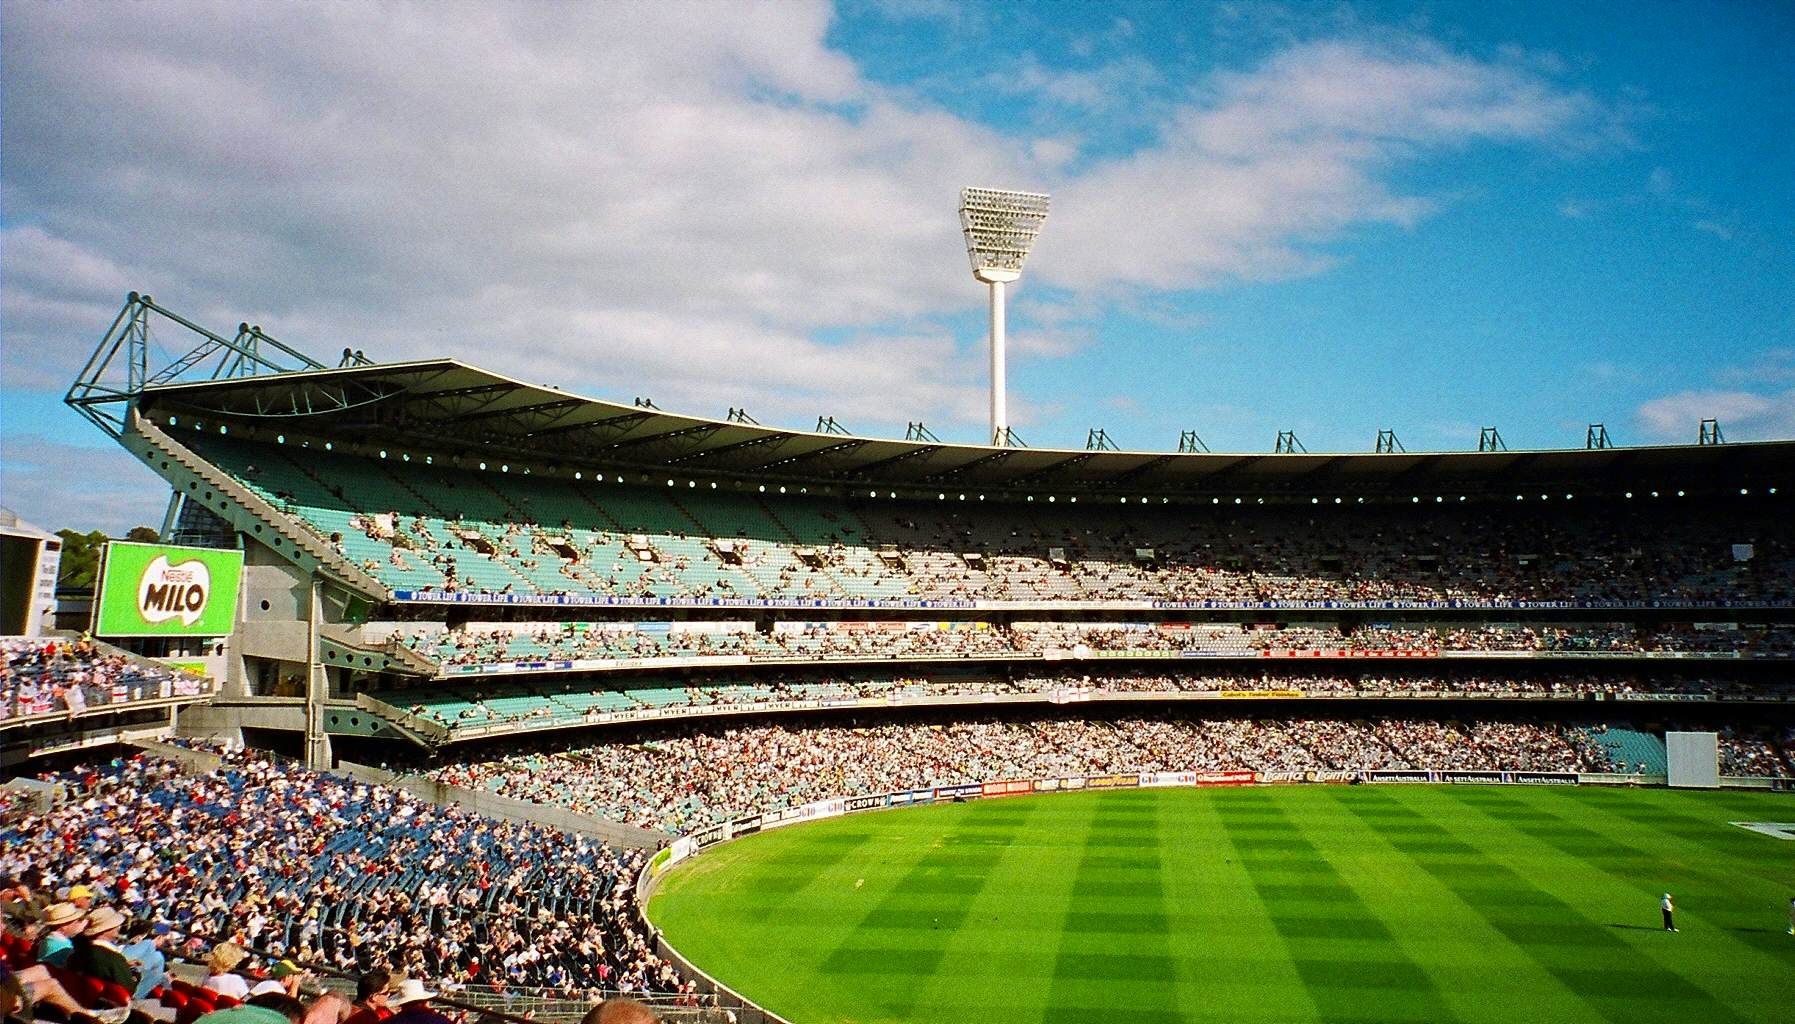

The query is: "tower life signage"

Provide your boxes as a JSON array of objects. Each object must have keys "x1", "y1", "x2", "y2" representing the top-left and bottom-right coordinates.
[{"x1": 95, "y1": 541, "x2": 243, "y2": 637}]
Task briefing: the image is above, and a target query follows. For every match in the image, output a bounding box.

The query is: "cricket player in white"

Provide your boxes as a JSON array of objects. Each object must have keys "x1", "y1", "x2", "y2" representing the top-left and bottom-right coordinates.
[{"x1": 1661, "y1": 893, "x2": 1677, "y2": 932}]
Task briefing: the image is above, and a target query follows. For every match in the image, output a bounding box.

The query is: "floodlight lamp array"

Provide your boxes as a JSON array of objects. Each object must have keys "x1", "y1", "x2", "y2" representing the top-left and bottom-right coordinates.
[{"x1": 959, "y1": 187, "x2": 1051, "y2": 275}]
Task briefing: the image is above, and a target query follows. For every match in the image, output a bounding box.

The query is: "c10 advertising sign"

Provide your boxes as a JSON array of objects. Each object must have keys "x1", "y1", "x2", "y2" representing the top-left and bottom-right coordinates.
[{"x1": 95, "y1": 541, "x2": 243, "y2": 637}]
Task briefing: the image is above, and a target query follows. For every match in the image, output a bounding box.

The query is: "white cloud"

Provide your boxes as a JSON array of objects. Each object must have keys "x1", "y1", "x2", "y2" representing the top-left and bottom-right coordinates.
[
  {"x1": 0, "y1": 434, "x2": 171, "y2": 536},
  {"x1": 1692, "y1": 219, "x2": 1733, "y2": 241},
  {"x1": 2, "y1": 4, "x2": 1608, "y2": 443},
  {"x1": 1636, "y1": 388, "x2": 1795, "y2": 442},
  {"x1": 1043, "y1": 39, "x2": 1601, "y2": 291},
  {"x1": 1717, "y1": 349, "x2": 1795, "y2": 387},
  {"x1": 994, "y1": 55, "x2": 1164, "y2": 112}
]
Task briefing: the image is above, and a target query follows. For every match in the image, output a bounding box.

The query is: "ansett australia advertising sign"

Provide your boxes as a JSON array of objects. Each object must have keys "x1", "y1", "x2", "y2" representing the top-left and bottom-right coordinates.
[{"x1": 96, "y1": 542, "x2": 243, "y2": 637}]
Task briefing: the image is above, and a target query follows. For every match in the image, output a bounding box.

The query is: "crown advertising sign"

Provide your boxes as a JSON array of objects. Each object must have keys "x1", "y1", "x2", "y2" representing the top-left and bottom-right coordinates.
[{"x1": 95, "y1": 541, "x2": 243, "y2": 637}]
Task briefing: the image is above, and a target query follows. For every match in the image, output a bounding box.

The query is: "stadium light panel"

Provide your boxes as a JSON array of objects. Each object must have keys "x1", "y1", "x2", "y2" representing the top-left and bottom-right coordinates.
[{"x1": 960, "y1": 187, "x2": 1050, "y2": 447}]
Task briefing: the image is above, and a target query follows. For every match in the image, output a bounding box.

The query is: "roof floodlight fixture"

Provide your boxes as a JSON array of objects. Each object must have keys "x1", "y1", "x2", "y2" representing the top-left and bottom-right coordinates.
[
  {"x1": 1177, "y1": 430, "x2": 1210, "y2": 453},
  {"x1": 1274, "y1": 430, "x2": 1307, "y2": 454},
  {"x1": 960, "y1": 187, "x2": 1050, "y2": 446}
]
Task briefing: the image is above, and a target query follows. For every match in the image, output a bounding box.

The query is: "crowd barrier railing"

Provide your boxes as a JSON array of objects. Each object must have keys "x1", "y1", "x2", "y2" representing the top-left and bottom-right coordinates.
[
  {"x1": 0, "y1": 671, "x2": 214, "y2": 730},
  {"x1": 394, "y1": 589, "x2": 1795, "y2": 612},
  {"x1": 407, "y1": 682, "x2": 1795, "y2": 744}
]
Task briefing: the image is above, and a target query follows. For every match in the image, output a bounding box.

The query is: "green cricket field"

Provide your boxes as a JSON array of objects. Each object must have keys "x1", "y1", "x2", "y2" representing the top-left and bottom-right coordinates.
[{"x1": 649, "y1": 784, "x2": 1794, "y2": 1023}]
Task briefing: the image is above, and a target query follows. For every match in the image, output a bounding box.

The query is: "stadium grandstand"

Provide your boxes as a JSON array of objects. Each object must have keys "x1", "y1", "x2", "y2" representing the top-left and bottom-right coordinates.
[
  {"x1": 52, "y1": 293, "x2": 1795, "y2": 772},
  {"x1": 2, "y1": 291, "x2": 1790, "y2": 1024}
]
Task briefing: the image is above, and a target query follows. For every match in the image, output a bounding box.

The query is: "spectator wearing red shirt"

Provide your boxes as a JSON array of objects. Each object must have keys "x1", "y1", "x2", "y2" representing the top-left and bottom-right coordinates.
[{"x1": 341, "y1": 969, "x2": 395, "y2": 1024}]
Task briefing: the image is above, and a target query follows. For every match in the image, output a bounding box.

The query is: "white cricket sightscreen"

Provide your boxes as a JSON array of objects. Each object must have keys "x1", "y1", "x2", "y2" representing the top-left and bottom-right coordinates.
[{"x1": 1666, "y1": 731, "x2": 1719, "y2": 788}]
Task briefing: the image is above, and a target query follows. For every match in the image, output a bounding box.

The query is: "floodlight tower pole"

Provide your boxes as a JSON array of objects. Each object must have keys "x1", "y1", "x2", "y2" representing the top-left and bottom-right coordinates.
[
  {"x1": 980, "y1": 267, "x2": 1019, "y2": 443},
  {"x1": 960, "y1": 188, "x2": 1049, "y2": 446}
]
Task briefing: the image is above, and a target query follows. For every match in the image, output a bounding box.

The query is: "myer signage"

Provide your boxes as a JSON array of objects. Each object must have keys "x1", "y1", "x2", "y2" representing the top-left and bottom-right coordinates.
[{"x1": 95, "y1": 542, "x2": 243, "y2": 637}]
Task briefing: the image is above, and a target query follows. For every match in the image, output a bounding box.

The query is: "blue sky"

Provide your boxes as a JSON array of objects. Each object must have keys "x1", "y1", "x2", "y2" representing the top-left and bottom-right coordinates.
[{"x1": 3, "y1": 0, "x2": 1792, "y2": 535}]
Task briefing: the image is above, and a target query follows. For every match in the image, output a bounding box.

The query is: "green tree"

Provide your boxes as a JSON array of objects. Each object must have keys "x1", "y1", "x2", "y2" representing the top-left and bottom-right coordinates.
[
  {"x1": 54, "y1": 527, "x2": 159, "y2": 589},
  {"x1": 55, "y1": 529, "x2": 108, "y2": 589}
]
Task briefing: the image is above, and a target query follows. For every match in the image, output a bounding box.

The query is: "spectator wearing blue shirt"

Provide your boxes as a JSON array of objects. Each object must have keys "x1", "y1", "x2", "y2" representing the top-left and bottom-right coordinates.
[
  {"x1": 120, "y1": 920, "x2": 173, "y2": 999},
  {"x1": 34, "y1": 902, "x2": 85, "y2": 966}
]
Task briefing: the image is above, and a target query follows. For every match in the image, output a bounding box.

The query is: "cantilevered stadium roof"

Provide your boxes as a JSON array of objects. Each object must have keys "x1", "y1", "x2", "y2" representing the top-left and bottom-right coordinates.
[{"x1": 125, "y1": 359, "x2": 1795, "y2": 501}]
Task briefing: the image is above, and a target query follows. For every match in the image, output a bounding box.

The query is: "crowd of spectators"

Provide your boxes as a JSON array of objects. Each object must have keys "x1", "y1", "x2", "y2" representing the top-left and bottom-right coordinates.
[
  {"x1": 401, "y1": 622, "x2": 1020, "y2": 668},
  {"x1": 1718, "y1": 726, "x2": 1795, "y2": 777},
  {"x1": 380, "y1": 664, "x2": 1794, "y2": 735},
  {"x1": 0, "y1": 747, "x2": 689, "y2": 1007},
  {"x1": 1, "y1": 637, "x2": 210, "y2": 722},
  {"x1": 868, "y1": 503, "x2": 1792, "y2": 607},
  {"x1": 391, "y1": 620, "x2": 1795, "y2": 672},
  {"x1": 432, "y1": 714, "x2": 1665, "y2": 833},
  {"x1": 212, "y1": 430, "x2": 1792, "y2": 609}
]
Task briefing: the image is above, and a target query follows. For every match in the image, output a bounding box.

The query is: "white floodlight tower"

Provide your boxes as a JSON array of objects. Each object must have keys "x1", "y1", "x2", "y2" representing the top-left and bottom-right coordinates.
[{"x1": 960, "y1": 187, "x2": 1050, "y2": 446}]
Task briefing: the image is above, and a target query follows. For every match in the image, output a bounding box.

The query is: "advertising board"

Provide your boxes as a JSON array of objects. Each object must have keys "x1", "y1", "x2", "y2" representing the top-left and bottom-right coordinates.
[{"x1": 95, "y1": 541, "x2": 243, "y2": 638}]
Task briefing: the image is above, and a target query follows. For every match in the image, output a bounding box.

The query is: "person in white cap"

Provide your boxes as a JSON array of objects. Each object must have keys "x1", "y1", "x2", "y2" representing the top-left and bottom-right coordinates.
[
  {"x1": 384, "y1": 978, "x2": 451, "y2": 1024},
  {"x1": 34, "y1": 902, "x2": 86, "y2": 967},
  {"x1": 1661, "y1": 892, "x2": 1677, "y2": 932}
]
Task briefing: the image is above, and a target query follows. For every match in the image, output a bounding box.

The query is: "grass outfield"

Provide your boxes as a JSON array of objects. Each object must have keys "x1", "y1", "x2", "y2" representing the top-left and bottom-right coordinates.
[{"x1": 649, "y1": 785, "x2": 1795, "y2": 1023}]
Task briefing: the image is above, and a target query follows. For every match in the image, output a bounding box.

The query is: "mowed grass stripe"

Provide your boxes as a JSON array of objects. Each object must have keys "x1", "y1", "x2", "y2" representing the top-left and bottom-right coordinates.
[
  {"x1": 1541, "y1": 785, "x2": 1794, "y2": 886},
  {"x1": 1444, "y1": 786, "x2": 1795, "y2": 938},
  {"x1": 816, "y1": 800, "x2": 1044, "y2": 1019},
  {"x1": 912, "y1": 795, "x2": 1078, "y2": 1022},
  {"x1": 1041, "y1": 791, "x2": 1185, "y2": 1023},
  {"x1": 1428, "y1": 785, "x2": 1794, "y2": 1020},
  {"x1": 649, "y1": 823, "x2": 928, "y2": 1022},
  {"x1": 1328, "y1": 787, "x2": 1695, "y2": 1024},
  {"x1": 1229, "y1": 791, "x2": 1464, "y2": 1024},
  {"x1": 1163, "y1": 789, "x2": 1318, "y2": 1023}
]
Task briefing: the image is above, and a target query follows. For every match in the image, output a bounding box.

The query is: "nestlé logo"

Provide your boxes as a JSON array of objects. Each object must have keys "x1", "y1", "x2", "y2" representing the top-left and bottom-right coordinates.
[{"x1": 137, "y1": 554, "x2": 212, "y2": 626}]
